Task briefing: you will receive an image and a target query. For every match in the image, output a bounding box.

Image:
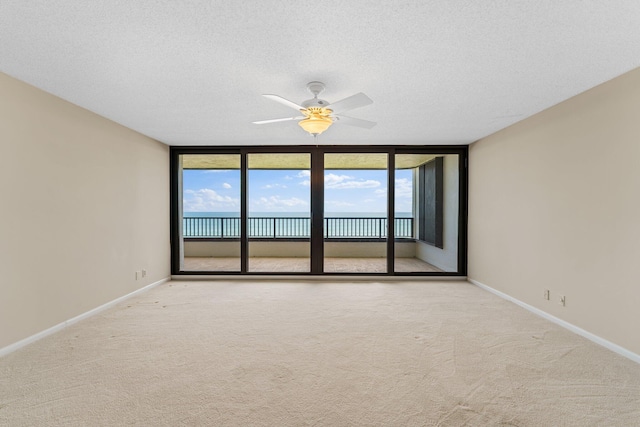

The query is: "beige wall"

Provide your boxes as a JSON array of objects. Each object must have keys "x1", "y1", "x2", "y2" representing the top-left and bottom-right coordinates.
[
  {"x1": 0, "y1": 73, "x2": 170, "y2": 350},
  {"x1": 468, "y1": 67, "x2": 640, "y2": 355}
]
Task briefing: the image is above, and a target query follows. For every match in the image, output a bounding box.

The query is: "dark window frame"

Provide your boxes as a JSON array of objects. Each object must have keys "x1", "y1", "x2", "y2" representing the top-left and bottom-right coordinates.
[{"x1": 170, "y1": 145, "x2": 468, "y2": 276}]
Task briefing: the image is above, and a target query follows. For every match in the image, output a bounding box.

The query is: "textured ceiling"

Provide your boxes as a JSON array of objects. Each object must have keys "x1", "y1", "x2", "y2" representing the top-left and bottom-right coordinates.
[{"x1": 1, "y1": 1, "x2": 640, "y2": 146}]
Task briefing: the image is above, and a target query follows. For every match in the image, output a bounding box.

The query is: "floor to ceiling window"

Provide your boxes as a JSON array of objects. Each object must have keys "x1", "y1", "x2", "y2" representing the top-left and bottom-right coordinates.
[
  {"x1": 323, "y1": 152, "x2": 389, "y2": 273},
  {"x1": 178, "y1": 153, "x2": 241, "y2": 272},
  {"x1": 394, "y1": 153, "x2": 461, "y2": 273},
  {"x1": 171, "y1": 146, "x2": 467, "y2": 276},
  {"x1": 247, "y1": 153, "x2": 311, "y2": 273}
]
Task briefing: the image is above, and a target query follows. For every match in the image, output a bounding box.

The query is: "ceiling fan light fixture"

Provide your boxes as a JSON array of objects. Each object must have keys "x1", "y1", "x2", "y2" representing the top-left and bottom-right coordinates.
[
  {"x1": 299, "y1": 116, "x2": 333, "y2": 135},
  {"x1": 255, "y1": 83, "x2": 375, "y2": 135},
  {"x1": 298, "y1": 107, "x2": 333, "y2": 135}
]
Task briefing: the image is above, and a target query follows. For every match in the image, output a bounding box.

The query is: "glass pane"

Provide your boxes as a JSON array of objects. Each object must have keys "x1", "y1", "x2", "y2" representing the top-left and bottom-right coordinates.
[
  {"x1": 324, "y1": 153, "x2": 387, "y2": 273},
  {"x1": 248, "y1": 153, "x2": 311, "y2": 272},
  {"x1": 180, "y1": 154, "x2": 241, "y2": 272},
  {"x1": 394, "y1": 153, "x2": 459, "y2": 273}
]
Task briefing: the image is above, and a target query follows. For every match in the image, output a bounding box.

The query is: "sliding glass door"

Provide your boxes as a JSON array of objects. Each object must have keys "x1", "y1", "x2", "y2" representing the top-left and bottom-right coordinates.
[
  {"x1": 323, "y1": 152, "x2": 388, "y2": 273},
  {"x1": 179, "y1": 154, "x2": 241, "y2": 272},
  {"x1": 394, "y1": 153, "x2": 460, "y2": 273},
  {"x1": 247, "y1": 153, "x2": 311, "y2": 273}
]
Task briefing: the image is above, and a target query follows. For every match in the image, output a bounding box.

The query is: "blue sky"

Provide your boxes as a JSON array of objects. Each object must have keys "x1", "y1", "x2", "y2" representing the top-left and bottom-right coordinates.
[{"x1": 183, "y1": 168, "x2": 413, "y2": 213}]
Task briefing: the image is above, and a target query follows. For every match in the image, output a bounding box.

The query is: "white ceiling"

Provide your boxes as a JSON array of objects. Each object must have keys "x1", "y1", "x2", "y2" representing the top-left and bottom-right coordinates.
[{"x1": 2, "y1": 1, "x2": 640, "y2": 146}]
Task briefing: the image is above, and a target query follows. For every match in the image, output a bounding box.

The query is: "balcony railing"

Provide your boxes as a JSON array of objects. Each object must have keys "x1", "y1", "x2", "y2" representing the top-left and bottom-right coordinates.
[{"x1": 183, "y1": 216, "x2": 414, "y2": 239}]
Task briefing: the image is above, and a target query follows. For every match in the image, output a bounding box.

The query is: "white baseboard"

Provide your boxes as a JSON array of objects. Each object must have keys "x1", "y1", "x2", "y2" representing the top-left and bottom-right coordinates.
[
  {"x1": 468, "y1": 278, "x2": 640, "y2": 365},
  {"x1": 0, "y1": 277, "x2": 170, "y2": 358}
]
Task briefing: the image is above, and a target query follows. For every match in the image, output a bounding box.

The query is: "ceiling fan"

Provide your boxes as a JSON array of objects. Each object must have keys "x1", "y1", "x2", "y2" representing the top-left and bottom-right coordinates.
[{"x1": 252, "y1": 81, "x2": 376, "y2": 136}]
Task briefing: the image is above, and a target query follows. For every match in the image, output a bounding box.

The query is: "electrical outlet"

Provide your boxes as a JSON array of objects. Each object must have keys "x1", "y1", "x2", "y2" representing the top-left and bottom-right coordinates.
[
  {"x1": 141, "y1": 269, "x2": 147, "y2": 278},
  {"x1": 559, "y1": 295, "x2": 566, "y2": 306},
  {"x1": 543, "y1": 289, "x2": 550, "y2": 300}
]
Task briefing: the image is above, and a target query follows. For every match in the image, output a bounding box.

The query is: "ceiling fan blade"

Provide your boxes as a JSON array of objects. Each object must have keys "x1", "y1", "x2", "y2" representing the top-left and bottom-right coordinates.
[
  {"x1": 262, "y1": 94, "x2": 305, "y2": 111},
  {"x1": 332, "y1": 115, "x2": 376, "y2": 129},
  {"x1": 327, "y1": 92, "x2": 373, "y2": 114},
  {"x1": 253, "y1": 116, "x2": 303, "y2": 125}
]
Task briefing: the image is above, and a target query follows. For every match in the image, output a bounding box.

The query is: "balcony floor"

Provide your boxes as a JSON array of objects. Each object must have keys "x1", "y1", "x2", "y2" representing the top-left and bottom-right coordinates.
[{"x1": 182, "y1": 257, "x2": 443, "y2": 273}]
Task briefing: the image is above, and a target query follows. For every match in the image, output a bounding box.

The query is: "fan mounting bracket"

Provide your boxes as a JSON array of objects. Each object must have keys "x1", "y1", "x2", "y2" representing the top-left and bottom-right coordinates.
[{"x1": 306, "y1": 81, "x2": 326, "y2": 97}]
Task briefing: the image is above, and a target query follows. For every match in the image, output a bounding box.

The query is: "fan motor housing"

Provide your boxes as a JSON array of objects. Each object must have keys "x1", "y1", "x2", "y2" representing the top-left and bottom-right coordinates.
[{"x1": 302, "y1": 98, "x2": 329, "y2": 108}]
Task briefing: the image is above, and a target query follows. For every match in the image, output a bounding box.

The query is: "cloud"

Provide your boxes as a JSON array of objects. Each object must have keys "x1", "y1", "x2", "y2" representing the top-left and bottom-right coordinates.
[
  {"x1": 301, "y1": 173, "x2": 381, "y2": 189},
  {"x1": 324, "y1": 173, "x2": 352, "y2": 187},
  {"x1": 395, "y1": 178, "x2": 412, "y2": 198},
  {"x1": 374, "y1": 178, "x2": 417, "y2": 198},
  {"x1": 262, "y1": 183, "x2": 287, "y2": 189},
  {"x1": 329, "y1": 179, "x2": 380, "y2": 189},
  {"x1": 325, "y1": 173, "x2": 381, "y2": 189},
  {"x1": 222, "y1": 183, "x2": 232, "y2": 189},
  {"x1": 252, "y1": 196, "x2": 308, "y2": 211},
  {"x1": 325, "y1": 200, "x2": 356, "y2": 208},
  {"x1": 298, "y1": 170, "x2": 311, "y2": 186},
  {"x1": 183, "y1": 188, "x2": 239, "y2": 212}
]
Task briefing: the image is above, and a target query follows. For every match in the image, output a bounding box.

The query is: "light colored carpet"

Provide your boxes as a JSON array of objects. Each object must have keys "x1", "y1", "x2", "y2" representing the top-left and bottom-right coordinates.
[{"x1": 1, "y1": 280, "x2": 639, "y2": 426}]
